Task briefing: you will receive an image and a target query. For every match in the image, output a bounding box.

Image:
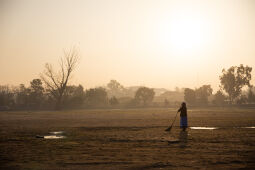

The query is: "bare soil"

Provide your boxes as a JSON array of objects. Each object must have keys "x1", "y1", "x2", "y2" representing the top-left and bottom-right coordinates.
[{"x1": 0, "y1": 108, "x2": 255, "y2": 169}]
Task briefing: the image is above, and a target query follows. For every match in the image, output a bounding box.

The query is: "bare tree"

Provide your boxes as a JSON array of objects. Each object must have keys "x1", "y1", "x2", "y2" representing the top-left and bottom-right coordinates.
[{"x1": 41, "y1": 48, "x2": 80, "y2": 110}]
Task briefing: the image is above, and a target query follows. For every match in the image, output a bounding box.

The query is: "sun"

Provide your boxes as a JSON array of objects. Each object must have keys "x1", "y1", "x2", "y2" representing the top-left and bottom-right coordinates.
[
  {"x1": 157, "y1": 14, "x2": 210, "y2": 57},
  {"x1": 170, "y1": 19, "x2": 205, "y2": 51}
]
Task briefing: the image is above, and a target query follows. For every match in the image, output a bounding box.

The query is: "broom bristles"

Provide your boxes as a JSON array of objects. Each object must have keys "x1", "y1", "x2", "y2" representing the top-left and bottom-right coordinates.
[{"x1": 165, "y1": 126, "x2": 172, "y2": 131}]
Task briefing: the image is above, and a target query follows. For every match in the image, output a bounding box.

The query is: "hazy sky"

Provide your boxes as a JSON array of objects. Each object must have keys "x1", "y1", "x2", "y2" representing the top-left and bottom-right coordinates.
[{"x1": 1, "y1": 0, "x2": 255, "y2": 91}]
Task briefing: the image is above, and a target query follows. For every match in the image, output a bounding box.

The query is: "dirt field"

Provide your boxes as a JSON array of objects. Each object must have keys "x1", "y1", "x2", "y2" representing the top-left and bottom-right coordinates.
[{"x1": 0, "y1": 108, "x2": 255, "y2": 169}]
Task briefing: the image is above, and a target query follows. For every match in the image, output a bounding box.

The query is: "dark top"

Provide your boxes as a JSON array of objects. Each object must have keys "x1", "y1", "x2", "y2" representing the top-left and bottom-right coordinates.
[{"x1": 178, "y1": 106, "x2": 187, "y2": 117}]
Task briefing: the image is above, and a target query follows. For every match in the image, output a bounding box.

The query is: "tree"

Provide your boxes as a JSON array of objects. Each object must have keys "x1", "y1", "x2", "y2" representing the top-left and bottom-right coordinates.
[
  {"x1": 16, "y1": 84, "x2": 30, "y2": 109},
  {"x1": 164, "y1": 99, "x2": 169, "y2": 107},
  {"x1": 184, "y1": 88, "x2": 196, "y2": 105},
  {"x1": 0, "y1": 85, "x2": 14, "y2": 109},
  {"x1": 135, "y1": 87, "x2": 155, "y2": 106},
  {"x1": 213, "y1": 90, "x2": 226, "y2": 106},
  {"x1": 220, "y1": 64, "x2": 252, "y2": 104},
  {"x1": 41, "y1": 48, "x2": 80, "y2": 110},
  {"x1": 62, "y1": 85, "x2": 85, "y2": 108},
  {"x1": 29, "y1": 79, "x2": 44, "y2": 108},
  {"x1": 107, "y1": 80, "x2": 126, "y2": 98},
  {"x1": 247, "y1": 86, "x2": 255, "y2": 104},
  {"x1": 84, "y1": 87, "x2": 108, "y2": 108},
  {"x1": 107, "y1": 80, "x2": 124, "y2": 91},
  {"x1": 236, "y1": 95, "x2": 247, "y2": 105},
  {"x1": 109, "y1": 96, "x2": 119, "y2": 106},
  {"x1": 195, "y1": 85, "x2": 213, "y2": 106}
]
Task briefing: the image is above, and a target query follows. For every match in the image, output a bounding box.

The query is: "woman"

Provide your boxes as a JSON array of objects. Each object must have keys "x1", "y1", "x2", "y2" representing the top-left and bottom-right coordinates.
[{"x1": 178, "y1": 102, "x2": 188, "y2": 131}]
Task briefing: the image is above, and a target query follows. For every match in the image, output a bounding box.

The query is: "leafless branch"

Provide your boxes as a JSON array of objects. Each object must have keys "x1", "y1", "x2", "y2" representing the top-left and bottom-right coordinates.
[{"x1": 40, "y1": 47, "x2": 80, "y2": 109}]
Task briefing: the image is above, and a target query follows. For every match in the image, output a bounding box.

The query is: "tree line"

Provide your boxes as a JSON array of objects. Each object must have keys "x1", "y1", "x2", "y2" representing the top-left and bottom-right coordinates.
[
  {"x1": 184, "y1": 64, "x2": 255, "y2": 106},
  {"x1": 0, "y1": 49, "x2": 255, "y2": 110},
  {"x1": 0, "y1": 80, "x2": 156, "y2": 110}
]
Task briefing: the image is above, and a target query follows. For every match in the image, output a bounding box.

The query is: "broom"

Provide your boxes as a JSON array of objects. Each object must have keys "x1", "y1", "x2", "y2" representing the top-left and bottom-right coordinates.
[{"x1": 165, "y1": 111, "x2": 178, "y2": 131}]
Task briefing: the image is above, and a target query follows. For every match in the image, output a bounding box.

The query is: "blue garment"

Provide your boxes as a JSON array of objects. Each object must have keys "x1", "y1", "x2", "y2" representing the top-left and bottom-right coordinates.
[{"x1": 180, "y1": 116, "x2": 188, "y2": 128}]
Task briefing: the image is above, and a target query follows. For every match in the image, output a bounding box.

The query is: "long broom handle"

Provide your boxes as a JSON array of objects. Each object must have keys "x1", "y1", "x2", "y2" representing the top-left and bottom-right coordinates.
[{"x1": 170, "y1": 111, "x2": 179, "y2": 127}]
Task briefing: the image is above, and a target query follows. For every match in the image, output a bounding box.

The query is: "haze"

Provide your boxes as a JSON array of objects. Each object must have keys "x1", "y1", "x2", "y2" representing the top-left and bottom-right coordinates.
[{"x1": 1, "y1": 0, "x2": 255, "y2": 91}]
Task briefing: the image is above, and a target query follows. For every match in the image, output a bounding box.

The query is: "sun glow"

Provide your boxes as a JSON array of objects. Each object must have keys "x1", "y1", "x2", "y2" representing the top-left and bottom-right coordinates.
[{"x1": 157, "y1": 11, "x2": 211, "y2": 59}]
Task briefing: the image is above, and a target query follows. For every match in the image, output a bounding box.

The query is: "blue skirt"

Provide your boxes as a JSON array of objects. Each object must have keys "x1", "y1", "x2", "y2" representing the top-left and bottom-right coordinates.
[{"x1": 180, "y1": 116, "x2": 188, "y2": 128}]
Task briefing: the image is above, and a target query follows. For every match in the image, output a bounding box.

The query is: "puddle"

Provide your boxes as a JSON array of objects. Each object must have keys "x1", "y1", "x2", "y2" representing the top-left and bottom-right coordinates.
[
  {"x1": 190, "y1": 126, "x2": 255, "y2": 130},
  {"x1": 242, "y1": 127, "x2": 255, "y2": 129},
  {"x1": 190, "y1": 127, "x2": 218, "y2": 130},
  {"x1": 36, "y1": 131, "x2": 66, "y2": 139},
  {"x1": 44, "y1": 135, "x2": 65, "y2": 139},
  {"x1": 49, "y1": 131, "x2": 65, "y2": 135}
]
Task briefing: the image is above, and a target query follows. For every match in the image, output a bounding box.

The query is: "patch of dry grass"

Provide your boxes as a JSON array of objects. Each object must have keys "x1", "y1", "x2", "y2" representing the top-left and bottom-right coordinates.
[{"x1": 0, "y1": 108, "x2": 255, "y2": 169}]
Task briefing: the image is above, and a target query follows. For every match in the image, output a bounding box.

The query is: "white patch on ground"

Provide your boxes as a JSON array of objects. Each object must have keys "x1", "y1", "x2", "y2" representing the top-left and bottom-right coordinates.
[
  {"x1": 49, "y1": 131, "x2": 65, "y2": 135},
  {"x1": 43, "y1": 135, "x2": 65, "y2": 139},
  {"x1": 190, "y1": 127, "x2": 218, "y2": 130}
]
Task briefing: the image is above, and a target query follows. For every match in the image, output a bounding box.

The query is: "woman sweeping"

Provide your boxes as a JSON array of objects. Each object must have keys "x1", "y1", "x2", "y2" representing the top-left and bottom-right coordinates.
[{"x1": 178, "y1": 102, "x2": 188, "y2": 131}]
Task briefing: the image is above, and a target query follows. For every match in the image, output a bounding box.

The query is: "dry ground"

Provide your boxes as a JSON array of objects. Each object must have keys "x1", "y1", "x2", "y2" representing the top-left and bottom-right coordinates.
[{"x1": 0, "y1": 108, "x2": 255, "y2": 169}]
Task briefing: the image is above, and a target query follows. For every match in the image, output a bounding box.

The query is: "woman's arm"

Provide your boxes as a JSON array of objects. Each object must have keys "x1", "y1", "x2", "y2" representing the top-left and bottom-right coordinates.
[{"x1": 177, "y1": 107, "x2": 181, "y2": 112}]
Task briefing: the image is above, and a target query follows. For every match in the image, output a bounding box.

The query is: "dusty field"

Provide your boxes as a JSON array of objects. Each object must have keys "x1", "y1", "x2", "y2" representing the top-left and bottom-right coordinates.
[{"x1": 0, "y1": 108, "x2": 255, "y2": 169}]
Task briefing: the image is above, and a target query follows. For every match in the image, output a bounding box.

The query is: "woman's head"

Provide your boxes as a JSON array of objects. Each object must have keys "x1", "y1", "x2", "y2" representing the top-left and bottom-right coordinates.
[{"x1": 181, "y1": 102, "x2": 186, "y2": 108}]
